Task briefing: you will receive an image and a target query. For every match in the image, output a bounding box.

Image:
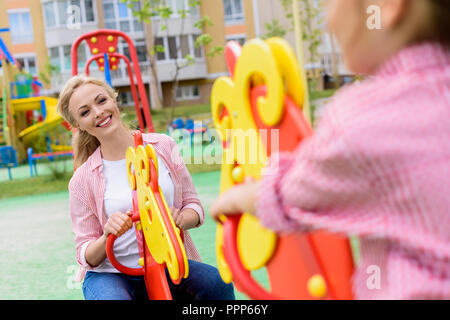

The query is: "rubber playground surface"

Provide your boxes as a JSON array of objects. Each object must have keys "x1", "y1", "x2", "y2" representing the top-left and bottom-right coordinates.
[{"x1": 0, "y1": 169, "x2": 268, "y2": 300}]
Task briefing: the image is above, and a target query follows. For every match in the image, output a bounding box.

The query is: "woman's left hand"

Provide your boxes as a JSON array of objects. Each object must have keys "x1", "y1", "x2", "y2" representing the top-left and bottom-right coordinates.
[
  {"x1": 171, "y1": 207, "x2": 200, "y2": 230},
  {"x1": 210, "y1": 181, "x2": 259, "y2": 221}
]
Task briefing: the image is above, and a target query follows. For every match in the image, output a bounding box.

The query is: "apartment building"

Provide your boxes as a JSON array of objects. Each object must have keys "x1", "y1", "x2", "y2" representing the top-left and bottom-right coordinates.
[
  {"x1": 1, "y1": 0, "x2": 347, "y2": 109},
  {"x1": 0, "y1": 0, "x2": 239, "y2": 108},
  {"x1": 42, "y1": 0, "x2": 150, "y2": 102},
  {"x1": 153, "y1": 0, "x2": 263, "y2": 107},
  {"x1": 0, "y1": 0, "x2": 47, "y2": 82}
]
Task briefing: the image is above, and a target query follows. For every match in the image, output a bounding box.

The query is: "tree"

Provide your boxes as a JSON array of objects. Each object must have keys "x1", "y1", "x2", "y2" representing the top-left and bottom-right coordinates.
[
  {"x1": 122, "y1": 0, "x2": 223, "y2": 126},
  {"x1": 38, "y1": 61, "x2": 61, "y2": 87},
  {"x1": 280, "y1": 0, "x2": 324, "y2": 64},
  {"x1": 262, "y1": 19, "x2": 287, "y2": 40},
  {"x1": 280, "y1": 0, "x2": 341, "y2": 89}
]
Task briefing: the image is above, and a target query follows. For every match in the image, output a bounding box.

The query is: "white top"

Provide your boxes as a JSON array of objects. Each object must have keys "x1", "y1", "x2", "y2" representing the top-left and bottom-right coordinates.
[{"x1": 93, "y1": 154, "x2": 174, "y2": 273}]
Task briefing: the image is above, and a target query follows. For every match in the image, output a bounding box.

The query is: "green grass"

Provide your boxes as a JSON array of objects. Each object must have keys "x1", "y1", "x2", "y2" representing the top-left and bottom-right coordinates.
[
  {"x1": 0, "y1": 170, "x2": 359, "y2": 300},
  {"x1": 121, "y1": 103, "x2": 212, "y2": 133},
  {"x1": 120, "y1": 89, "x2": 340, "y2": 134},
  {"x1": 160, "y1": 103, "x2": 212, "y2": 119},
  {"x1": 0, "y1": 165, "x2": 220, "y2": 200},
  {"x1": 0, "y1": 173, "x2": 72, "y2": 200},
  {"x1": 0, "y1": 167, "x2": 221, "y2": 199},
  {"x1": 0, "y1": 171, "x2": 269, "y2": 300},
  {"x1": 0, "y1": 192, "x2": 84, "y2": 299},
  {"x1": 310, "y1": 88, "x2": 338, "y2": 100}
]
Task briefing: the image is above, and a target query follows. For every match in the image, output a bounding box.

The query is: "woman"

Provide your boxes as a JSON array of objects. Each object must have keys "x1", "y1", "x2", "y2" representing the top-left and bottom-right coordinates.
[{"x1": 58, "y1": 75, "x2": 234, "y2": 300}]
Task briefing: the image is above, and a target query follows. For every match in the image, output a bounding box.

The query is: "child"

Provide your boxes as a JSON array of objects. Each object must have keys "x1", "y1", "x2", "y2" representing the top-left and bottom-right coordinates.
[
  {"x1": 211, "y1": 0, "x2": 450, "y2": 299},
  {"x1": 58, "y1": 75, "x2": 234, "y2": 300}
]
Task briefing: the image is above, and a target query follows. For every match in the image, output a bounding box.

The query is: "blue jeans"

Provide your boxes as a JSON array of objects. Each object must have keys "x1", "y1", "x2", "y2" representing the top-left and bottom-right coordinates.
[{"x1": 82, "y1": 260, "x2": 235, "y2": 300}]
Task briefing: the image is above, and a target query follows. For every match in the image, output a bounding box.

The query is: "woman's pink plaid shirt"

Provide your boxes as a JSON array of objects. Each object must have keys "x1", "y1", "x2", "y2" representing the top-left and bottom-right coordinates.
[
  {"x1": 257, "y1": 42, "x2": 450, "y2": 299},
  {"x1": 69, "y1": 133, "x2": 204, "y2": 282}
]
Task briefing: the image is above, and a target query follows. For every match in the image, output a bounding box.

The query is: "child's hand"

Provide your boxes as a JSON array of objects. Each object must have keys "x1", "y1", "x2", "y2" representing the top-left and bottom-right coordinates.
[
  {"x1": 210, "y1": 181, "x2": 259, "y2": 222},
  {"x1": 103, "y1": 210, "x2": 133, "y2": 238},
  {"x1": 170, "y1": 207, "x2": 200, "y2": 230}
]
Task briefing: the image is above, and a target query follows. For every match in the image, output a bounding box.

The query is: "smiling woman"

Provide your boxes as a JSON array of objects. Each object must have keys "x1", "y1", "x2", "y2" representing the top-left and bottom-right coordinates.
[
  {"x1": 55, "y1": 75, "x2": 235, "y2": 300},
  {"x1": 57, "y1": 76, "x2": 123, "y2": 167}
]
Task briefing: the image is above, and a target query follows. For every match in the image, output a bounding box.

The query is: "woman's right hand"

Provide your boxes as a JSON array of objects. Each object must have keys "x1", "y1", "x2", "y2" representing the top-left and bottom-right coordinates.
[{"x1": 103, "y1": 210, "x2": 133, "y2": 238}]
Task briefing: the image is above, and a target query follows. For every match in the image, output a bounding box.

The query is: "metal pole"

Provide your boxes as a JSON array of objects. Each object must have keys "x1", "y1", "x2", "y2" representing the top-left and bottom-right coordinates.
[
  {"x1": 103, "y1": 53, "x2": 112, "y2": 87},
  {"x1": 292, "y1": 0, "x2": 312, "y2": 125}
]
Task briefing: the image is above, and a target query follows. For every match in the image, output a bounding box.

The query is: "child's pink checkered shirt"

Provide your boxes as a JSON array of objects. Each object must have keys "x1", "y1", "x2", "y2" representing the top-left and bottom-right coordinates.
[{"x1": 258, "y1": 42, "x2": 450, "y2": 299}]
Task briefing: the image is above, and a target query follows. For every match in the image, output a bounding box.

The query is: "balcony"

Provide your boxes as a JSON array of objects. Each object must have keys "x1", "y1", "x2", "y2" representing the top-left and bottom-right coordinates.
[
  {"x1": 109, "y1": 58, "x2": 208, "y2": 85},
  {"x1": 109, "y1": 61, "x2": 152, "y2": 87},
  {"x1": 47, "y1": 57, "x2": 208, "y2": 95},
  {"x1": 44, "y1": 24, "x2": 100, "y2": 48}
]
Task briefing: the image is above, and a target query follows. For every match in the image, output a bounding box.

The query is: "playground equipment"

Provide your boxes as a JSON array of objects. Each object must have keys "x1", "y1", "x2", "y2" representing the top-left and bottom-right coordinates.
[
  {"x1": 0, "y1": 29, "x2": 71, "y2": 165},
  {"x1": 15, "y1": 97, "x2": 61, "y2": 146},
  {"x1": 168, "y1": 117, "x2": 212, "y2": 146},
  {"x1": 0, "y1": 145, "x2": 18, "y2": 180},
  {"x1": 106, "y1": 130, "x2": 188, "y2": 300},
  {"x1": 211, "y1": 39, "x2": 354, "y2": 299},
  {"x1": 72, "y1": 30, "x2": 184, "y2": 299},
  {"x1": 27, "y1": 147, "x2": 73, "y2": 178},
  {"x1": 71, "y1": 29, "x2": 154, "y2": 133}
]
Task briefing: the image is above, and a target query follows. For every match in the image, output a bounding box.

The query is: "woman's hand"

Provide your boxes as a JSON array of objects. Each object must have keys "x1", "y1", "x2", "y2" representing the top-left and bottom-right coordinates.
[
  {"x1": 171, "y1": 207, "x2": 200, "y2": 230},
  {"x1": 86, "y1": 210, "x2": 133, "y2": 268},
  {"x1": 103, "y1": 210, "x2": 133, "y2": 238},
  {"x1": 209, "y1": 181, "x2": 259, "y2": 221}
]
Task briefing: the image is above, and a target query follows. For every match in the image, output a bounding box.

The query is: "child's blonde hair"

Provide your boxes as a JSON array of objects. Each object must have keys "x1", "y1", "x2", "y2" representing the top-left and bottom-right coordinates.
[{"x1": 57, "y1": 75, "x2": 119, "y2": 168}]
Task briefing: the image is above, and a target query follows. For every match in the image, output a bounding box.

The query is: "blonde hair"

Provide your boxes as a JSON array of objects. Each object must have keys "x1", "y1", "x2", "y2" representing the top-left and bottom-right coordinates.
[{"x1": 57, "y1": 75, "x2": 119, "y2": 168}]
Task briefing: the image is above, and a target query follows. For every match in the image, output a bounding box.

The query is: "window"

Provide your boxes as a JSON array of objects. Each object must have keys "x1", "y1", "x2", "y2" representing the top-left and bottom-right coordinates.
[
  {"x1": 136, "y1": 43, "x2": 148, "y2": 62},
  {"x1": 168, "y1": 37, "x2": 177, "y2": 60},
  {"x1": 15, "y1": 56, "x2": 37, "y2": 75},
  {"x1": 57, "y1": 0, "x2": 69, "y2": 26},
  {"x1": 176, "y1": 85, "x2": 200, "y2": 101},
  {"x1": 63, "y1": 45, "x2": 72, "y2": 71},
  {"x1": 43, "y1": 2, "x2": 56, "y2": 27},
  {"x1": 154, "y1": 38, "x2": 166, "y2": 61},
  {"x1": 119, "y1": 90, "x2": 134, "y2": 106},
  {"x1": 192, "y1": 35, "x2": 203, "y2": 58},
  {"x1": 116, "y1": 39, "x2": 146, "y2": 62},
  {"x1": 84, "y1": 0, "x2": 95, "y2": 22},
  {"x1": 48, "y1": 44, "x2": 88, "y2": 72},
  {"x1": 226, "y1": 34, "x2": 246, "y2": 46},
  {"x1": 180, "y1": 35, "x2": 190, "y2": 57},
  {"x1": 103, "y1": 0, "x2": 143, "y2": 34},
  {"x1": 117, "y1": 2, "x2": 128, "y2": 18},
  {"x1": 77, "y1": 43, "x2": 87, "y2": 70},
  {"x1": 107, "y1": 39, "x2": 148, "y2": 80},
  {"x1": 42, "y1": 0, "x2": 96, "y2": 28},
  {"x1": 158, "y1": 0, "x2": 199, "y2": 17},
  {"x1": 49, "y1": 47, "x2": 61, "y2": 72},
  {"x1": 154, "y1": 35, "x2": 203, "y2": 61},
  {"x1": 8, "y1": 11, "x2": 34, "y2": 44},
  {"x1": 223, "y1": 0, "x2": 244, "y2": 23},
  {"x1": 103, "y1": 3, "x2": 115, "y2": 29}
]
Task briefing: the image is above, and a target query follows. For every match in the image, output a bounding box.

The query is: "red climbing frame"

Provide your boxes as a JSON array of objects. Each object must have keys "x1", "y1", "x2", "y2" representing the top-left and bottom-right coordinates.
[{"x1": 71, "y1": 29, "x2": 154, "y2": 133}]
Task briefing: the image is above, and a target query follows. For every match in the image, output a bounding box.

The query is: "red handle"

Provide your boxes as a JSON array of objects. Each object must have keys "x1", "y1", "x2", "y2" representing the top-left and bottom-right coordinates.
[
  {"x1": 222, "y1": 215, "x2": 279, "y2": 300},
  {"x1": 106, "y1": 213, "x2": 144, "y2": 276}
]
